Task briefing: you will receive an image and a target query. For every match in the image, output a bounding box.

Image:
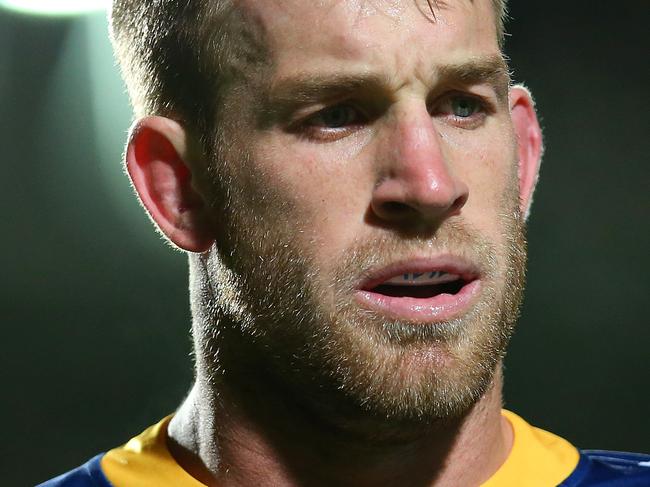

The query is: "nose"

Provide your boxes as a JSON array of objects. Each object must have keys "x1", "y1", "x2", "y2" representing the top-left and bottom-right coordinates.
[{"x1": 370, "y1": 106, "x2": 469, "y2": 225}]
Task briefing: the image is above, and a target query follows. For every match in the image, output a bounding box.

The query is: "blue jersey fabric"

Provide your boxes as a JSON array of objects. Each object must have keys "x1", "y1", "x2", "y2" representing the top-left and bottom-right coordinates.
[
  {"x1": 559, "y1": 451, "x2": 650, "y2": 486},
  {"x1": 39, "y1": 450, "x2": 650, "y2": 486},
  {"x1": 38, "y1": 455, "x2": 111, "y2": 487}
]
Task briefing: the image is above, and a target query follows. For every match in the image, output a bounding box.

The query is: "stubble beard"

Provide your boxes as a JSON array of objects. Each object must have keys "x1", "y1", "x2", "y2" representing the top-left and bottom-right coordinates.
[{"x1": 191, "y1": 160, "x2": 527, "y2": 430}]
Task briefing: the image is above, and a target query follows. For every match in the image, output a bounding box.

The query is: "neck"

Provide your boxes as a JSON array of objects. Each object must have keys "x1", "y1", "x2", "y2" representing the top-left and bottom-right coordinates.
[{"x1": 168, "y1": 364, "x2": 512, "y2": 487}]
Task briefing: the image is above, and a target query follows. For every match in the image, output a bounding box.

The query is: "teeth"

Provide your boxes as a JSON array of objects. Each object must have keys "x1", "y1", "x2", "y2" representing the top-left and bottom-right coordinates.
[{"x1": 384, "y1": 271, "x2": 460, "y2": 286}]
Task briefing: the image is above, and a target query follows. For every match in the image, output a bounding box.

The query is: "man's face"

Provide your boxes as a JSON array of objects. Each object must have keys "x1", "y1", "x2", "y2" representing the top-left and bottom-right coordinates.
[{"x1": 197, "y1": 0, "x2": 526, "y2": 423}]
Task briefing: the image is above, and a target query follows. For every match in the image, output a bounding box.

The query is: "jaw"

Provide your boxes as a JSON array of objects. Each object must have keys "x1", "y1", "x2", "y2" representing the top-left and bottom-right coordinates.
[{"x1": 189, "y1": 222, "x2": 525, "y2": 429}]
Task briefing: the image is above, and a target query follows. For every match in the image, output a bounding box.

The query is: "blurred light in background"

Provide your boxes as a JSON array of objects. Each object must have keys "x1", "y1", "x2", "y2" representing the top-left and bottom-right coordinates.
[{"x1": 0, "y1": 0, "x2": 109, "y2": 16}]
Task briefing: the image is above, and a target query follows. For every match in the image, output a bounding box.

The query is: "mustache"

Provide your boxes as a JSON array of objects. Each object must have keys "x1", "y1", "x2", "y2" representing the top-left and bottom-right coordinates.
[{"x1": 331, "y1": 219, "x2": 499, "y2": 289}]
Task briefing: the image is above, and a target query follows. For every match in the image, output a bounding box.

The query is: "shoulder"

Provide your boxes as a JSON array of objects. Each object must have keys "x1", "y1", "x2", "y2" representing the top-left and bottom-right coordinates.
[
  {"x1": 559, "y1": 450, "x2": 650, "y2": 486},
  {"x1": 38, "y1": 416, "x2": 183, "y2": 487},
  {"x1": 37, "y1": 454, "x2": 113, "y2": 487}
]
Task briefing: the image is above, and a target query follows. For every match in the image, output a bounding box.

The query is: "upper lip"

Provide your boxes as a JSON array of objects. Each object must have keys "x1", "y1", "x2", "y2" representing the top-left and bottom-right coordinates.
[{"x1": 357, "y1": 255, "x2": 481, "y2": 291}]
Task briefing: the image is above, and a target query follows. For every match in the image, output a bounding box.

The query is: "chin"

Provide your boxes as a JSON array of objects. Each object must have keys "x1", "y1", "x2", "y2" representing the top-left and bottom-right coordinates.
[{"x1": 315, "y1": 295, "x2": 512, "y2": 424}]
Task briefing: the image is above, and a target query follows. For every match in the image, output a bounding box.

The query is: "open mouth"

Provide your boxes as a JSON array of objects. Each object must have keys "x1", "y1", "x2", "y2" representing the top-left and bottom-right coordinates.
[
  {"x1": 368, "y1": 272, "x2": 468, "y2": 299},
  {"x1": 355, "y1": 260, "x2": 481, "y2": 322}
]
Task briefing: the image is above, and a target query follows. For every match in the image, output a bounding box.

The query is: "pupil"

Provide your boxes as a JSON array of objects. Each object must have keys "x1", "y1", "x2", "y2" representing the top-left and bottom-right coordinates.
[
  {"x1": 453, "y1": 98, "x2": 474, "y2": 117},
  {"x1": 323, "y1": 106, "x2": 350, "y2": 127}
]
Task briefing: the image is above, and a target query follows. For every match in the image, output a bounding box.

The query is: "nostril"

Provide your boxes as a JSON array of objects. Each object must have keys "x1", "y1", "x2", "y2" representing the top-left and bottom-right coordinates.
[
  {"x1": 449, "y1": 193, "x2": 468, "y2": 215},
  {"x1": 380, "y1": 201, "x2": 413, "y2": 216}
]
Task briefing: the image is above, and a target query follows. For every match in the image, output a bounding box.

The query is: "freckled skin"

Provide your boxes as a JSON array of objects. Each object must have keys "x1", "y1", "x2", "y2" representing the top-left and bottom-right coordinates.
[
  {"x1": 167, "y1": 1, "x2": 540, "y2": 486},
  {"x1": 223, "y1": 0, "x2": 514, "y2": 271},
  {"x1": 211, "y1": 0, "x2": 515, "y2": 441}
]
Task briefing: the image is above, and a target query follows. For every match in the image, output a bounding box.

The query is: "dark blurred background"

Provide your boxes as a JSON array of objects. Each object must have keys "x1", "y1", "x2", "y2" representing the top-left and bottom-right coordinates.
[{"x1": 1, "y1": 2, "x2": 648, "y2": 485}]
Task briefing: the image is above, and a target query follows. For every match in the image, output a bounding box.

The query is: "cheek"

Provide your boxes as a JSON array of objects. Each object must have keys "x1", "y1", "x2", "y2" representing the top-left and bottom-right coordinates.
[
  {"x1": 445, "y1": 125, "x2": 518, "y2": 238},
  {"x1": 245, "y1": 135, "x2": 372, "y2": 256}
]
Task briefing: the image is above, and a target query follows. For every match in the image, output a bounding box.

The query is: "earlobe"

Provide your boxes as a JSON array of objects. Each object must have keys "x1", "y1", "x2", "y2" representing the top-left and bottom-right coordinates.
[
  {"x1": 126, "y1": 116, "x2": 214, "y2": 253},
  {"x1": 509, "y1": 85, "x2": 543, "y2": 219}
]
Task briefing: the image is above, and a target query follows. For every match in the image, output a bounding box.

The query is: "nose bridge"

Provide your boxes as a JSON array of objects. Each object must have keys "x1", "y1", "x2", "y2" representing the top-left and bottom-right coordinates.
[{"x1": 394, "y1": 109, "x2": 449, "y2": 190}]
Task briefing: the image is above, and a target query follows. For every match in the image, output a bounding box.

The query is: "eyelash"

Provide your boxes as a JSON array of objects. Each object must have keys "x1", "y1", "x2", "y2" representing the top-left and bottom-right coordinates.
[
  {"x1": 431, "y1": 93, "x2": 492, "y2": 129},
  {"x1": 291, "y1": 93, "x2": 493, "y2": 142},
  {"x1": 291, "y1": 104, "x2": 368, "y2": 142}
]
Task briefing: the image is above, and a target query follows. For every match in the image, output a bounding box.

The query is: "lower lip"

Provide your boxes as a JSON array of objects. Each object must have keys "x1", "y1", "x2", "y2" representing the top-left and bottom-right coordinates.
[{"x1": 354, "y1": 279, "x2": 481, "y2": 323}]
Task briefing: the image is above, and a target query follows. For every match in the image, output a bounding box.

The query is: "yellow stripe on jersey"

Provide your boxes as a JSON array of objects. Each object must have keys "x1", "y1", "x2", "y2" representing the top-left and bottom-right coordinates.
[
  {"x1": 101, "y1": 410, "x2": 580, "y2": 486},
  {"x1": 101, "y1": 416, "x2": 204, "y2": 487},
  {"x1": 481, "y1": 410, "x2": 580, "y2": 486}
]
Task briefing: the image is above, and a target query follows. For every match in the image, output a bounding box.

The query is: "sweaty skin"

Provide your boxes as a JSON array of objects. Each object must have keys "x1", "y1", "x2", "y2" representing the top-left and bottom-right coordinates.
[{"x1": 140, "y1": 0, "x2": 544, "y2": 486}]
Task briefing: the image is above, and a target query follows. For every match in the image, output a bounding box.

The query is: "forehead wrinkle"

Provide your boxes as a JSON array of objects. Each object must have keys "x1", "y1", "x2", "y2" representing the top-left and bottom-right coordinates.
[
  {"x1": 235, "y1": 0, "x2": 506, "y2": 113},
  {"x1": 262, "y1": 54, "x2": 509, "y2": 108}
]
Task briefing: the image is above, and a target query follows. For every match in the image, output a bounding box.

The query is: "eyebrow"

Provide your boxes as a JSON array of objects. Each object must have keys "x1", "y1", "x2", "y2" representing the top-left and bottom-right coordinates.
[
  {"x1": 435, "y1": 54, "x2": 511, "y2": 102},
  {"x1": 259, "y1": 54, "x2": 511, "y2": 123},
  {"x1": 259, "y1": 72, "x2": 388, "y2": 123}
]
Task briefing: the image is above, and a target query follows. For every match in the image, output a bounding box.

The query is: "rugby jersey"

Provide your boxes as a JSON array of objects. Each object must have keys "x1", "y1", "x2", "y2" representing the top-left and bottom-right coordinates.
[{"x1": 39, "y1": 410, "x2": 650, "y2": 486}]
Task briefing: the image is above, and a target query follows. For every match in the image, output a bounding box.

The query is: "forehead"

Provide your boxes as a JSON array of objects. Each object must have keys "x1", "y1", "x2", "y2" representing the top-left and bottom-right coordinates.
[{"x1": 236, "y1": 0, "x2": 499, "y2": 78}]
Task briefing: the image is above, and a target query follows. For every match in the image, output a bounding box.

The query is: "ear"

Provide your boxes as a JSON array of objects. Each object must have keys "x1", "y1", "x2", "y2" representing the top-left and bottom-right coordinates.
[
  {"x1": 126, "y1": 116, "x2": 214, "y2": 253},
  {"x1": 509, "y1": 85, "x2": 543, "y2": 219}
]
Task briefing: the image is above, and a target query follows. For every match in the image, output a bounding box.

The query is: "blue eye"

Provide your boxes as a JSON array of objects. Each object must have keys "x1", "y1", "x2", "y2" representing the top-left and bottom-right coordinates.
[
  {"x1": 451, "y1": 97, "x2": 481, "y2": 118},
  {"x1": 430, "y1": 93, "x2": 490, "y2": 129},
  {"x1": 311, "y1": 104, "x2": 359, "y2": 128}
]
